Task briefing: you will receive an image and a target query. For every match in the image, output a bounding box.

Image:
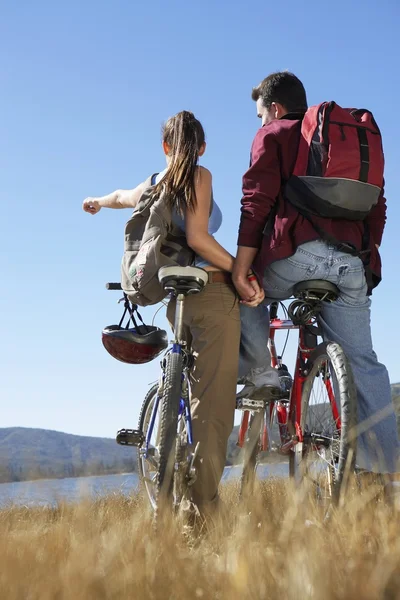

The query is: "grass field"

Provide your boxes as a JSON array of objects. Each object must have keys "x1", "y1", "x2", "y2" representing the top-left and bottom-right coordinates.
[{"x1": 1, "y1": 479, "x2": 400, "y2": 599}]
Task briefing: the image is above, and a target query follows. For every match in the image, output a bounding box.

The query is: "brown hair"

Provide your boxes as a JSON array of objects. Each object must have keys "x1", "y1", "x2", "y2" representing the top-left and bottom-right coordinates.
[
  {"x1": 252, "y1": 72, "x2": 308, "y2": 113},
  {"x1": 152, "y1": 110, "x2": 205, "y2": 212}
]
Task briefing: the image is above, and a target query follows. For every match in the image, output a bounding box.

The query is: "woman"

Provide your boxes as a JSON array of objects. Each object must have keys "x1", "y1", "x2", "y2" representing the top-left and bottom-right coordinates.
[{"x1": 83, "y1": 110, "x2": 265, "y2": 517}]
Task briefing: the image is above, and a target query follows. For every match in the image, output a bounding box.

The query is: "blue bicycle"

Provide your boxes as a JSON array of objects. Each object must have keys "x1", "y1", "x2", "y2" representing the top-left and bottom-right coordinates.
[{"x1": 115, "y1": 266, "x2": 209, "y2": 513}]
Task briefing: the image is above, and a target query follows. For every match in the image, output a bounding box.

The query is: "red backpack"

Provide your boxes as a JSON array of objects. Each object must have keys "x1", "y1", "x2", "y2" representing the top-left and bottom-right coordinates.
[{"x1": 284, "y1": 101, "x2": 384, "y2": 222}]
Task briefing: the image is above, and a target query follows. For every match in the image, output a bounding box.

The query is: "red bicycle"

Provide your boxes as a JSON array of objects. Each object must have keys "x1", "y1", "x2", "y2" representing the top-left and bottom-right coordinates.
[{"x1": 237, "y1": 279, "x2": 357, "y2": 504}]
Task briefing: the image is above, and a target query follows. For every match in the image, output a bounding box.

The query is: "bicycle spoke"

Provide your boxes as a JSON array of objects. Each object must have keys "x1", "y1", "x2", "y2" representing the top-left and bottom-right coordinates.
[
  {"x1": 291, "y1": 343, "x2": 357, "y2": 507},
  {"x1": 145, "y1": 452, "x2": 158, "y2": 470},
  {"x1": 137, "y1": 386, "x2": 162, "y2": 510},
  {"x1": 143, "y1": 473, "x2": 157, "y2": 486},
  {"x1": 298, "y1": 368, "x2": 340, "y2": 492}
]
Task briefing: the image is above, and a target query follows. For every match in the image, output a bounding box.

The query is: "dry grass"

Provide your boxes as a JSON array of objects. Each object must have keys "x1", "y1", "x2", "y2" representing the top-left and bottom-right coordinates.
[{"x1": 1, "y1": 479, "x2": 400, "y2": 599}]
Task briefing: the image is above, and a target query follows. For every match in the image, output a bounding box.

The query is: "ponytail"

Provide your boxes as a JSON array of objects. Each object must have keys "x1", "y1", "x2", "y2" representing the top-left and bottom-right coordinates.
[{"x1": 152, "y1": 111, "x2": 205, "y2": 212}]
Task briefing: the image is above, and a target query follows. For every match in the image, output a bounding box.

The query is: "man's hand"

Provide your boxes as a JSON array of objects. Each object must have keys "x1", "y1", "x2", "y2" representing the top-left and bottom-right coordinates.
[
  {"x1": 232, "y1": 270, "x2": 265, "y2": 306},
  {"x1": 242, "y1": 276, "x2": 265, "y2": 307},
  {"x1": 232, "y1": 272, "x2": 256, "y2": 303},
  {"x1": 83, "y1": 198, "x2": 101, "y2": 215},
  {"x1": 232, "y1": 246, "x2": 259, "y2": 301}
]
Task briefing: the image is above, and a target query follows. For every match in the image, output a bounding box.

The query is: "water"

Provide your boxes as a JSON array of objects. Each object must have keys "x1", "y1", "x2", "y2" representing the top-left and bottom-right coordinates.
[{"x1": 0, "y1": 463, "x2": 289, "y2": 507}]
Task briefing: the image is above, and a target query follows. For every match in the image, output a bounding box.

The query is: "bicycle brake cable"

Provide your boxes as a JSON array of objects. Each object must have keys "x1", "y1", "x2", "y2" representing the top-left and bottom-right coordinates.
[
  {"x1": 151, "y1": 301, "x2": 168, "y2": 326},
  {"x1": 279, "y1": 301, "x2": 291, "y2": 360}
]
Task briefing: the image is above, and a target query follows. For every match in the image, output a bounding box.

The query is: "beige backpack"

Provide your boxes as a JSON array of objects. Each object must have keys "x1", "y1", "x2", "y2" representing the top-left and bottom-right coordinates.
[{"x1": 121, "y1": 174, "x2": 194, "y2": 306}]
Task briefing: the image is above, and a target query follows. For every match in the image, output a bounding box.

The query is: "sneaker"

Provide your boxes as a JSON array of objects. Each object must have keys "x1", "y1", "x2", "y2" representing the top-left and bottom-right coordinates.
[
  {"x1": 236, "y1": 382, "x2": 284, "y2": 402},
  {"x1": 237, "y1": 366, "x2": 288, "y2": 401}
]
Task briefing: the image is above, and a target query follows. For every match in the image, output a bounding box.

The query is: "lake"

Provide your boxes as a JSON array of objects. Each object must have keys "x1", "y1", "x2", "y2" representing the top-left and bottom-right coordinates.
[{"x1": 0, "y1": 463, "x2": 288, "y2": 507}]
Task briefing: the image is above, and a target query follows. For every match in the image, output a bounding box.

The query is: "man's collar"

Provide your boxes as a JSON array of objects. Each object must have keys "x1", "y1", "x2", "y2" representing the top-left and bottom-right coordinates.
[{"x1": 279, "y1": 111, "x2": 306, "y2": 121}]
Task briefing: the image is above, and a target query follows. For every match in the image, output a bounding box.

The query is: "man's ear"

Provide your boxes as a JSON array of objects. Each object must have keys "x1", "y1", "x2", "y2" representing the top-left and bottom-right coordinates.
[{"x1": 272, "y1": 102, "x2": 288, "y2": 119}]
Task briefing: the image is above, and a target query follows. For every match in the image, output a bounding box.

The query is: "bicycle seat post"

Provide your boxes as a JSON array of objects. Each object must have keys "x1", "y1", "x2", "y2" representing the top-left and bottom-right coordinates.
[
  {"x1": 174, "y1": 294, "x2": 186, "y2": 346},
  {"x1": 157, "y1": 266, "x2": 209, "y2": 349}
]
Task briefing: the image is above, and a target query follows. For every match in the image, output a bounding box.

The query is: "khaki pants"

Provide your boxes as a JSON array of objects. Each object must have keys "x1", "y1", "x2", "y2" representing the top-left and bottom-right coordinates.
[{"x1": 167, "y1": 281, "x2": 240, "y2": 511}]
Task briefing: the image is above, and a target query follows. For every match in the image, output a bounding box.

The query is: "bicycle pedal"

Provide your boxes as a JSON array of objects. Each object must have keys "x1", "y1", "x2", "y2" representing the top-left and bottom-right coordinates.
[
  {"x1": 116, "y1": 428, "x2": 144, "y2": 447},
  {"x1": 236, "y1": 398, "x2": 266, "y2": 411}
]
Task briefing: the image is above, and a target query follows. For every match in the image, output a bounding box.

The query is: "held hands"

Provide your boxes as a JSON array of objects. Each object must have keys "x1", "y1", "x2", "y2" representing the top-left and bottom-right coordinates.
[
  {"x1": 244, "y1": 276, "x2": 265, "y2": 307},
  {"x1": 232, "y1": 270, "x2": 265, "y2": 307},
  {"x1": 82, "y1": 198, "x2": 101, "y2": 215}
]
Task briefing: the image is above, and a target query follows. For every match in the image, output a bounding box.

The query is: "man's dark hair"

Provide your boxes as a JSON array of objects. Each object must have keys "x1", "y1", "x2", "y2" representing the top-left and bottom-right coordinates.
[{"x1": 252, "y1": 72, "x2": 308, "y2": 113}]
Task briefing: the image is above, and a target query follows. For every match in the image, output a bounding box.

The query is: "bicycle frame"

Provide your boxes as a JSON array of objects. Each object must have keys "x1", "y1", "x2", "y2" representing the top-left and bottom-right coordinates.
[
  {"x1": 237, "y1": 305, "x2": 341, "y2": 455},
  {"x1": 143, "y1": 293, "x2": 194, "y2": 459}
]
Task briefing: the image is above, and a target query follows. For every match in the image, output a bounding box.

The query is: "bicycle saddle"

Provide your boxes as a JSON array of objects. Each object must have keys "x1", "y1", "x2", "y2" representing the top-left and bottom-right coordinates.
[
  {"x1": 293, "y1": 280, "x2": 340, "y2": 302},
  {"x1": 158, "y1": 266, "x2": 208, "y2": 296}
]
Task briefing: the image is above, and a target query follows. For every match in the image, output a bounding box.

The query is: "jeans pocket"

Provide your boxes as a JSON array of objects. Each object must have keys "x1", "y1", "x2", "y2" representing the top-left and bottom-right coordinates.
[
  {"x1": 287, "y1": 261, "x2": 318, "y2": 280},
  {"x1": 336, "y1": 264, "x2": 368, "y2": 305},
  {"x1": 265, "y1": 259, "x2": 318, "y2": 293}
]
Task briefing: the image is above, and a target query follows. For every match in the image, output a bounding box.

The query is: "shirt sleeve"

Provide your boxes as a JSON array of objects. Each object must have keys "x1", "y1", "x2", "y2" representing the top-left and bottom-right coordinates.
[
  {"x1": 237, "y1": 127, "x2": 281, "y2": 248},
  {"x1": 365, "y1": 181, "x2": 386, "y2": 247}
]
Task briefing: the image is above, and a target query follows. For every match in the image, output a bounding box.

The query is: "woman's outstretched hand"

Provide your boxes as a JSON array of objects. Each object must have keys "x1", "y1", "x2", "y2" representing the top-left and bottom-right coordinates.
[{"x1": 83, "y1": 198, "x2": 101, "y2": 215}]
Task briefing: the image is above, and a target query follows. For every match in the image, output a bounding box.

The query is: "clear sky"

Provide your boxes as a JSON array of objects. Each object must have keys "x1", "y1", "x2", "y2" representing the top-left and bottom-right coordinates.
[{"x1": 1, "y1": 0, "x2": 400, "y2": 438}]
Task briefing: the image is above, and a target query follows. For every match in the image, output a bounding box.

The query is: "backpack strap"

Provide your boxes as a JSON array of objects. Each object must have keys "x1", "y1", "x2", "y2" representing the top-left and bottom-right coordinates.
[
  {"x1": 295, "y1": 209, "x2": 370, "y2": 258},
  {"x1": 356, "y1": 128, "x2": 370, "y2": 183},
  {"x1": 133, "y1": 174, "x2": 160, "y2": 214}
]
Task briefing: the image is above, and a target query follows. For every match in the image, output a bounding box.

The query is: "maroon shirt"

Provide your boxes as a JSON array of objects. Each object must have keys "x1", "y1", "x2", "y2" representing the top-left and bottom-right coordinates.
[{"x1": 237, "y1": 114, "x2": 386, "y2": 291}]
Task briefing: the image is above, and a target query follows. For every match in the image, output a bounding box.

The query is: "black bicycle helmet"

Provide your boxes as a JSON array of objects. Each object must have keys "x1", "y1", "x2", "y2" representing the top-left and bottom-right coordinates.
[{"x1": 102, "y1": 324, "x2": 168, "y2": 364}]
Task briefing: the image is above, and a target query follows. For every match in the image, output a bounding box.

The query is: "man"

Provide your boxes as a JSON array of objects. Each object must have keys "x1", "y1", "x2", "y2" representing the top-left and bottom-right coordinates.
[{"x1": 233, "y1": 71, "x2": 399, "y2": 474}]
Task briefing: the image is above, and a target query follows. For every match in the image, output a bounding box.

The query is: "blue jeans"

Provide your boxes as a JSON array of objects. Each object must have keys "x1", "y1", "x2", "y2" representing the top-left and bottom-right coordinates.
[{"x1": 240, "y1": 240, "x2": 399, "y2": 473}]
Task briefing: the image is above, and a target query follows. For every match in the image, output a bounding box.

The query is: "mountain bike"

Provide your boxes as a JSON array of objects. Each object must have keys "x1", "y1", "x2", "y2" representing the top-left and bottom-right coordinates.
[
  {"x1": 108, "y1": 274, "x2": 357, "y2": 512},
  {"x1": 109, "y1": 266, "x2": 209, "y2": 517},
  {"x1": 236, "y1": 280, "x2": 357, "y2": 505}
]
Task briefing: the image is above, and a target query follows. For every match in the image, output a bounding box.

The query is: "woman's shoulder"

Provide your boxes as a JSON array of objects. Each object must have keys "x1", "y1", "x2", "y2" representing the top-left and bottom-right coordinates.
[{"x1": 195, "y1": 165, "x2": 212, "y2": 183}]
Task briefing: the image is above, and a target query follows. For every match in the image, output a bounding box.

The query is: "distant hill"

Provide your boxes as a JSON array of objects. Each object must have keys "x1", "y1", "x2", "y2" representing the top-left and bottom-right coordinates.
[
  {"x1": 391, "y1": 383, "x2": 400, "y2": 403},
  {"x1": 392, "y1": 383, "x2": 400, "y2": 431},
  {"x1": 0, "y1": 428, "x2": 137, "y2": 483},
  {"x1": 0, "y1": 424, "x2": 243, "y2": 484},
  {"x1": 1, "y1": 383, "x2": 399, "y2": 483}
]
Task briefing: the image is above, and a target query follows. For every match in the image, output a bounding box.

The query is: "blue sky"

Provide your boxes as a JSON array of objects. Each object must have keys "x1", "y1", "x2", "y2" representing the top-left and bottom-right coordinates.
[{"x1": 1, "y1": 0, "x2": 399, "y2": 438}]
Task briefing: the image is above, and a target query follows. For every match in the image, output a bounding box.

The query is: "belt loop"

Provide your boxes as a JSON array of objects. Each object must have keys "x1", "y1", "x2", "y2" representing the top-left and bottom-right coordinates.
[{"x1": 208, "y1": 272, "x2": 213, "y2": 284}]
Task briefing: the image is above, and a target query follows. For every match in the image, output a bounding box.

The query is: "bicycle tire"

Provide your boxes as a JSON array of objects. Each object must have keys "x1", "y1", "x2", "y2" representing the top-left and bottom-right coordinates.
[
  {"x1": 239, "y1": 410, "x2": 264, "y2": 500},
  {"x1": 155, "y1": 351, "x2": 183, "y2": 512},
  {"x1": 290, "y1": 341, "x2": 357, "y2": 504},
  {"x1": 137, "y1": 383, "x2": 159, "y2": 508}
]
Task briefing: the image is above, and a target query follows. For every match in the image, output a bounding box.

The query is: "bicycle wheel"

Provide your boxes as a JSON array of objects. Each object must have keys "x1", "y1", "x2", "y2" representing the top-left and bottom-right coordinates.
[
  {"x1": 239, "y1": 410, "x2": 264, "y2": 500},
  {"x1": 156, "y1": 351, "x2": 183, "y2": 511},
  {"x1": 290, "y1": 342, "x2": 357, "y2": 504},
  {"x1": 137, "y1": 383, "x2": 160, "y2": 510}
]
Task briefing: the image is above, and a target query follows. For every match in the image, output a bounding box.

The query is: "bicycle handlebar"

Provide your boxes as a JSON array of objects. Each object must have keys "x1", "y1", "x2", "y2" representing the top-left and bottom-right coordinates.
[{"x1": 105, "y1": 283, "x2": 122, "y2": 290}]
